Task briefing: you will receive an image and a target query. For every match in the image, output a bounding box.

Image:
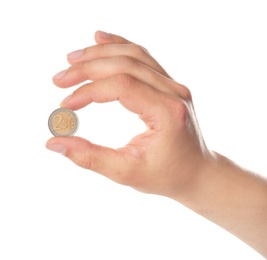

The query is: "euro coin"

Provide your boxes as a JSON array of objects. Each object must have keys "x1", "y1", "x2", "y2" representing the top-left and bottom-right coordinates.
[{"x1": 48, "y1": 108, "x2": 79, "y2": 136}]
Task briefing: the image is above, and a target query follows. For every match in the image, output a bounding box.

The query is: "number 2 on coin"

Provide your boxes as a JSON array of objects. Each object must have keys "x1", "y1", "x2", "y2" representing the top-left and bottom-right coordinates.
[{"x1": 54, "y1": 114, "x2": 66, "y2": 130}]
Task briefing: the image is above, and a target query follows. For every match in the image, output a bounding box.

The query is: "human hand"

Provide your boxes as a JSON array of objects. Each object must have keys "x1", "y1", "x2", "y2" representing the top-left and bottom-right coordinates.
[
  {"x1": 46, "y1": 31, "x2": 213, "y2": 200},
  {"x1": 46, "y1": 31, "x2": 267, "y2": 257}
]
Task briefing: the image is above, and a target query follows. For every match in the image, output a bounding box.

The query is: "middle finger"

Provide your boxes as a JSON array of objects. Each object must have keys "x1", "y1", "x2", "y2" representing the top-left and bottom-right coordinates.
[{"x1": 53, "y1": 56, "x2": 180, "y2": 96}]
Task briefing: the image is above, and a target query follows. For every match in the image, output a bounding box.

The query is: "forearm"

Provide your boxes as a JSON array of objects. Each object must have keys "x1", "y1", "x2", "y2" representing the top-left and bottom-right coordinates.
[{"x1": 175, "y1": 152, "x2": 267, "y2": 257}]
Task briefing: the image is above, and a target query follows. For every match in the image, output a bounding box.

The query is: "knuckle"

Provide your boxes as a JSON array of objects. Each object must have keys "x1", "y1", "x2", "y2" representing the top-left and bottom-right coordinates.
[
  {"x1": 83, "y1": 44, "x2": 102, "y2": 55},
  {"x1": 74, "y1": 60, "x2": 89, "y2": 73},
  {"x1": 131, "y1": 44, "x2": 149, "y2": 56},
  {"x1": 164, "y1": 96, "x2": 189, "y2": 125},
  {"x1": 75, "y1": 146, "x2": 100, "y2": 171},
  {"x1": 115, "y1": 55, "x2": 135, "y2": 68},
  {"x1": 95, "y1": 43, "x2": 107, "y2": 53},
  {"x1": 179, "y1": 84, "x2": 192, "y2": 101},
  {"x1": 113, "y1": 73, "x2": 136, "y2": 90},
  {"x1": 75, "y1": 152, "x2": 93, "y2": 169},
  {"x1": 171, "y1": 82, "x2": 192, "y2": 101},
  {"x1": 174, "y1": 101, "x2": 189, "y2": 125},
  {"x1": 79, "y1": 155, "x2": 93, "y2": 169},
  {"x1": 114, "y1": 149, "x2": 144, "y2": 186}
]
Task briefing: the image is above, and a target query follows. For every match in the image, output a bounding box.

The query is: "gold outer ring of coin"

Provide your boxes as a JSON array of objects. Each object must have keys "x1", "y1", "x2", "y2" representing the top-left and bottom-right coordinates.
[{"x1": 48, "y1": 108, "x2": 79, "y2": 136}]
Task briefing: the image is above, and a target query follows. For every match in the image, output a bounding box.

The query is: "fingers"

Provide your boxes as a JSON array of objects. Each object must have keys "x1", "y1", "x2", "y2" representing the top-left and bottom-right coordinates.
[
  {"x1": 67, "y1": 43, "x2": 171, "y2": 79},
  {"x1": 68, "y1": 30, "x2": 171, "y2": 79},
  {"x1": 46, "y1": 136, "x2": 138, "y2": 185},
  {"x1": 53, "y1": 56, "x2": 178, "y2": 96},
  {"x1": 52, "y1": 31, "x2": 191, "y2": 124}
]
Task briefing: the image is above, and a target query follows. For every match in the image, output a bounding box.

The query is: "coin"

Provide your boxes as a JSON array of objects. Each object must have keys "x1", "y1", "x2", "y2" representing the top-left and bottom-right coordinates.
[{"x1": 48, "y1": 108, "x2": 79, "y2": 136}]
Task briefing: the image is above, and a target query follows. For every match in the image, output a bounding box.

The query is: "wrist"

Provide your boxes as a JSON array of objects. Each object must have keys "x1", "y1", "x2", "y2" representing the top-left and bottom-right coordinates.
[
  {"x1": 170, "y1": 150, "x2": 219, "y2": 207},
  {"x1": 172, "y1": 151, "x2": 267, "y2": 257}
]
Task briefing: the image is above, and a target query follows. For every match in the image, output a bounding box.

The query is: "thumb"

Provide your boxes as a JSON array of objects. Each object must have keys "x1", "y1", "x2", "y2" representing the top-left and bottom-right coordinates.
[
  {"x1": 94, "y1": 30, "x2": 132, "y2": 45},
  {"x1": 46, "y1": 136, "x2": 130, "y2": 184}
]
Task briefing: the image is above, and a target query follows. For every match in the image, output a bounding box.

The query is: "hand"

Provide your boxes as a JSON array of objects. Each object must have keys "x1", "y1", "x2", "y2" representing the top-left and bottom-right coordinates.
[
  {"x1": 46, "y1": 31, "x2": 267, "y2": 257},
  {"x1": 46, "y1": 31, "x2": 213, "y2": 199}
]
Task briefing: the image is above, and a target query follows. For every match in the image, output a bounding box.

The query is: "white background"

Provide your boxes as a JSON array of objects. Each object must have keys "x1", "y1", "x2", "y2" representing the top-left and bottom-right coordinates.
[{"x1": 0, "y1": 0, "x2": 266, "y2": 259}]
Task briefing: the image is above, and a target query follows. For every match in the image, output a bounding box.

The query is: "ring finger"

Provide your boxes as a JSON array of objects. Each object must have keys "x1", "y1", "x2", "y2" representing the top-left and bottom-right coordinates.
[{"x1": 67, "y1": 43, "x2": 172, "y2": 79}]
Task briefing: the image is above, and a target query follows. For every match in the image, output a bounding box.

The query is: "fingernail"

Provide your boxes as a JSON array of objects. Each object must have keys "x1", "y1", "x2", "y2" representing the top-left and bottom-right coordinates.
[
  {"x1": 53, "y1": 69, "x2": 67, "y2": 80},
  {"x1": 67, "y1": 49, "x2": 84, "y2": 60},
  {"x1": 97, "y1": 30, "x2": 111, "y2": 39},
  {"x1": 60, "y1": 94, "x2": 72, "y2": 106},
  {"x1": 46, "y1": 143, "x2": 67, "y2": 155}
]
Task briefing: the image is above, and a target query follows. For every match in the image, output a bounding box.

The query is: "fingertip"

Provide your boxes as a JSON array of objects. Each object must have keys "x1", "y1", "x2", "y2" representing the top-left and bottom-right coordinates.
[
  {"x1": 45, "y1": 137, "x2": 66, "y2": 154},
  {"x1": 95, "y1": 30, "x2": 132, "y2": 44},
  {"x1": 67, "y1": 49, "x2": 84, "y2": 64},
  {"x1": 95, "y1": 30, "x2": 112, "y2": 44},
  {"x1": 96, "y1": 30, "x2": 112, "y2": 39},
  {"x1": 52, "y1": 69, "x2": 69, "y2": 88},
  {"x1": 52, "y1": 69, "x2": 67, "y2": 81},
  {"x1": 46, "y1": 136, "x2": 88, "y2": 155},
  {"x1": 60, "y1": 94, "x2": 73, "y2": 108},
  {"x1": 46, "y1": 143, "x2": 67, "y2": 155}
]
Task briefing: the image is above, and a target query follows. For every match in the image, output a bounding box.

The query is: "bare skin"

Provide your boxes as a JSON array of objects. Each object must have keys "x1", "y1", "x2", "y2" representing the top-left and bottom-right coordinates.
[{"x1": 46, "y1": 31, "x2": 267, "y2": 258}]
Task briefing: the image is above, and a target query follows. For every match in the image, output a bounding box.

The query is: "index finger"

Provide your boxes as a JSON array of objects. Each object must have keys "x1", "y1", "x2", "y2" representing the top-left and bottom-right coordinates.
[{"x1": 61, "y1": 74, "x2": 165, "y2": 128}]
